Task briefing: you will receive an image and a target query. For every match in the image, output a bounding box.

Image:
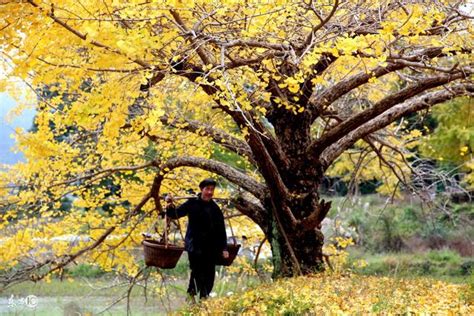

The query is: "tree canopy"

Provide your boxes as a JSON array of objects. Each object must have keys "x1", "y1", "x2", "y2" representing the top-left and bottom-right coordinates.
[{"x1": 0, "y1": 0, "x2": 473, "y2": 282}]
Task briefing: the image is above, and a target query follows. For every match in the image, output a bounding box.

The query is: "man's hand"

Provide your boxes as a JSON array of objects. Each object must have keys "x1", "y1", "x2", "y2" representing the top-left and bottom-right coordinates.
[
  {"x1": 165, "y1": 194, "x2": 174, "y2": 208},
  {"x1": 222, "y1": 250, "x2": 229, "y2": 259}
]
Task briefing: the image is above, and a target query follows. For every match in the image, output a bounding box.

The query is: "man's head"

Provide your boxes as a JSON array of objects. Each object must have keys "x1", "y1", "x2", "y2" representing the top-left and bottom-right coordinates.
[{"x1": 199, "y1": 178, "x2": 216, "y2": 201}]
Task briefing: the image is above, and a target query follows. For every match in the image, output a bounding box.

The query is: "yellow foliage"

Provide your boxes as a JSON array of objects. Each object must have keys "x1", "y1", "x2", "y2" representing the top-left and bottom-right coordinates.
[
  {"x1": 184, "y1": 273, "x2": 472, "y2": 315},
  {"x1": 327, "y1": 124, "x2": 417, "y2": 197},
  {"x1": 0, "y1": 0, "x2": 472, "y2": 282}
]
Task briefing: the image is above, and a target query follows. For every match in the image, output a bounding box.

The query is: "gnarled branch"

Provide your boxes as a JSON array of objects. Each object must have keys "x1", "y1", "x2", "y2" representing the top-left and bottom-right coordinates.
[
  {"x1": 160, "y1": 156, "x2": 267, "y2": 200},
  {"x1": 307, "y1": 46, "x2": 469, "y2": 122},
  {"x1": 231, "y1": 194, "x2": 268, "y2": 232},
  {"x1": 308, "y1": 69, "x2": 472, "y2": 159},
  {"x1": 321, "y1": 83, "x2": 474, "y2": 167}
]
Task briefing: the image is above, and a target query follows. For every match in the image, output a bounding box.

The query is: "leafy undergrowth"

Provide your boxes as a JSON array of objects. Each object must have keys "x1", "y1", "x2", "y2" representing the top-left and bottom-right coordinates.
[{"x1": 177, "y1": 272, "x2": 473, "y2": 315}]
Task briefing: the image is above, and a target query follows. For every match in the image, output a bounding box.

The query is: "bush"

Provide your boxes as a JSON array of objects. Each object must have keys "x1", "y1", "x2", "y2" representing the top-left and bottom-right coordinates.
[
  {"x1": 67, "y1": 264, "x2": 106, "y2": 278},
  {"x1": 461, "y1": 261, "x2": 474, "y2": 276},
  {"x1": 328, "y1": 194, "x2": 474, "y2": 256},
  {"x1": 347, "y1": 249, "x2": 474, "y2": 280},
  {"x1": 427, "y1": 249, "x2": 462, "y2": 263}
]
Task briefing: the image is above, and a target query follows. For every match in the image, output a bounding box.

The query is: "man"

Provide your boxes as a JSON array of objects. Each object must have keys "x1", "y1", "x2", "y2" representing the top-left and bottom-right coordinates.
[{"x1": 162, "y1": 178, "x2": 229, "y2": 302}]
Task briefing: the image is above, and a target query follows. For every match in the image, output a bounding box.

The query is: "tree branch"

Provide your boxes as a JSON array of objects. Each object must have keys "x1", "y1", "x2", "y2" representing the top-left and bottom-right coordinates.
[
  {"x1": 231, "y1": 194, "x2": 268, "y2": 231},
  {"x1": 308, "y1": 70, "x2": 472, "y2": 159},
  {"x1": 169, "y1": 9, "x2": 213, "y2": 66},
  {"x1": 321, "y1": 83, "x2": 474, "y2": 167},
  {"x1": 242, "y1": 130, "x2": 297, "y2": 226},
  {"x1": 299, "y1": 0, "x2": 339, "y2": 52},
  {"x1": 139, "y1": 60, "x2": 291, "y2": 203},
  {"x1": 307, "y1": 46, "x2": 455, "y2": 121},
  {"x1": 26, "y1": 0, "x2": 151, "y2": 68},
  {"x1": 297, "y1": 199, "x2": 332, "y2": 231},
  {"x1": 154, "y1": 115, "x2": 256, "y2": 165},
  {"x1": 48, "y1": 162, "x2": 155, "y2": 189},
  {"x1": 160, "y1": 156, "x2": 267, "y2": 200}
]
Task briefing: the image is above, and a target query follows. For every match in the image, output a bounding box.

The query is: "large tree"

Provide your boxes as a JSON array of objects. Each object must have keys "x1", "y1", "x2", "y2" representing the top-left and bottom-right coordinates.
[{"x1": 0, "y1": 0, "x2": 472, "y2": 284}]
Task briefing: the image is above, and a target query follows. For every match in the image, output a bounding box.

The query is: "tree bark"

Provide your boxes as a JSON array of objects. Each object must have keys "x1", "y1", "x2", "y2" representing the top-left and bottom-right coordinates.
[{"x1": 266, "y1": 205, "x2": 326, "y2": 278}]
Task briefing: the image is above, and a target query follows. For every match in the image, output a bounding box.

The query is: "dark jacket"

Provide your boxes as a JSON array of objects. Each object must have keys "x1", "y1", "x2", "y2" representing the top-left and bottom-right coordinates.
[{"x1": 165, "y1": 194, "x2": 227, "y2": 256}]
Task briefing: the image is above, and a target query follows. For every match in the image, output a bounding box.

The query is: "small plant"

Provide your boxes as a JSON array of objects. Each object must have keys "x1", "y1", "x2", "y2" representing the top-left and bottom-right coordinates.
[{"x1": 67, "y1": 264, "x2": 105, "y2": 278}]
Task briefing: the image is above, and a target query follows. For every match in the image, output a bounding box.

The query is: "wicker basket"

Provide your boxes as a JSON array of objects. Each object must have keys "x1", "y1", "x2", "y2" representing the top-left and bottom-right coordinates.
[
  {"x1": 216, "y1": 242, "x2": 241, "y2": 266},
  {"x1": 142, "y1": 239, "x2": 184, "y2": 269}
]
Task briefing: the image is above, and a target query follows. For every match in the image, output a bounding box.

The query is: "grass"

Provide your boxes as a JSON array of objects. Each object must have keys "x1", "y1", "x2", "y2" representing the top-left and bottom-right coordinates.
[
  {"x1": 5, "y1": 248, "x2": 471, "y2": 298},
  {"x1": 3, "y1": 276, "x2": 148, "y2": 297},
  {"x1": 3, "y1": 193, "x2": 473, "y2": 314},
  {"x1": 67, "y1": 263, "x2": 107, "y2": 278},
  {"x1": 1, "y1": 259, "x2": 266, "y2": 315},
  {"x1": 347, "y1": 248, "x2": 474, "y2": 283},
  {"x1": 2, "y1": 250, "x2": 473, "y2": 315}
]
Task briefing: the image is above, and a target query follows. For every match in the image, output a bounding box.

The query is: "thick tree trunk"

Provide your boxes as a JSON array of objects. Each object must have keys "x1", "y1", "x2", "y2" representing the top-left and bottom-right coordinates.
[{"x1": 266, "y1": 207, "x2": 326, "y2": 278}]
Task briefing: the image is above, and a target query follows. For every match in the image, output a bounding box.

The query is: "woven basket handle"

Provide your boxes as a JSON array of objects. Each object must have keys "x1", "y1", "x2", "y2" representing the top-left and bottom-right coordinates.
[
  {"x1": 224, "y1": 203, "x2": 237, "y2": 246},
  {"x1": 153, "y1": 205, "x2": 172, "y2": 247},
  {"x1": 162, "y1": 213, "x2": 175, "y2": 248},
  {"x1": 164, "y1": 213, "x2": 169, "y2": 246}
]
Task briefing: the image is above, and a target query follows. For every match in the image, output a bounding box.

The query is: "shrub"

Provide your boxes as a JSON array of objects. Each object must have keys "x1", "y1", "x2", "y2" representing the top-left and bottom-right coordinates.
[{"x1": 67, "y1": 264, "x2": 105, "y2": 278}]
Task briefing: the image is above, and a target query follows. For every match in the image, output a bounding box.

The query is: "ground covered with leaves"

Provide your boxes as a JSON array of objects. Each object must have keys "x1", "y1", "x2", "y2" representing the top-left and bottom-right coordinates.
[{"x1": 179, "y1": 273, "x2": 473, "y2": 315}]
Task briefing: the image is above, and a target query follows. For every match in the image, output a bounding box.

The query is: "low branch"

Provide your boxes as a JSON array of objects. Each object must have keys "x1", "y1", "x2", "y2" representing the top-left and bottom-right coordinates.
[
  {"x1": 1, "y1": 226, "x2": 115, "y2": 288},
  {"x1": 231, "y1": 194, "x2": 268, "y2": 231},
  {"x1": 1, "y1": 189, "x2": 155, "y2": 289},
  {"x1": 161, "y1": 156, "x2": 267, "y2": 200},
  {"x1": 145, "y1": 164, "x2": 268, "y2": 229}
]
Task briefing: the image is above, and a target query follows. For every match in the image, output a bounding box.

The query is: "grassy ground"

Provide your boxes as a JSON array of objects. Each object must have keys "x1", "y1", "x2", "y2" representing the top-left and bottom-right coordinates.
[
  {"x1": 1, "y1": 260, "x2": 264, "y2": 315},
  {"x1": 347, "y1": 248, "x2": 473, "y2": 284},
  {"x1": 2, "y1": 194, "x2": 472, "y2": 314},
  {"x1": 2, "y1": 248, "x2": 472, "y2": 315}
]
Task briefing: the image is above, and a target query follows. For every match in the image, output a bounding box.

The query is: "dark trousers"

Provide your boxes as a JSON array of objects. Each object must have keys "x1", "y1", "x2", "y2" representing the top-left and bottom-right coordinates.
[{"x1": 187, "y1": 251, "x2": 216, "y2": 298}]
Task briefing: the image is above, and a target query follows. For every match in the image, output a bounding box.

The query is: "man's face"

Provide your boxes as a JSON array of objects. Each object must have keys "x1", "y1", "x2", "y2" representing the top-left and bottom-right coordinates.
[{"x1": 201, "y1": 185, "x2": 215, "y2": 201}]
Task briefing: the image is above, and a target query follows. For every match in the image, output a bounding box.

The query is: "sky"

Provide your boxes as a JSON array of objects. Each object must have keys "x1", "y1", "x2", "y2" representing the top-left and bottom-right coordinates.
[{"x1": 0, "y1": 93, "x2": 36, "y2": 165}]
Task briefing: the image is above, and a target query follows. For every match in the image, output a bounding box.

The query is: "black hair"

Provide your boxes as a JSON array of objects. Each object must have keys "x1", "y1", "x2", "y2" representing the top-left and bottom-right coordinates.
[{"x1": 199, "y1": 178, "x2": 217, "y2": 189}]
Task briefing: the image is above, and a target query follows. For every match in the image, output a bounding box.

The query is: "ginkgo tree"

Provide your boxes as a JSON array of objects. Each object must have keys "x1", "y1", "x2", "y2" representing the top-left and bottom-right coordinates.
[{"x1": 0, "y1": 0, "x2": 473, "y2": 284}]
